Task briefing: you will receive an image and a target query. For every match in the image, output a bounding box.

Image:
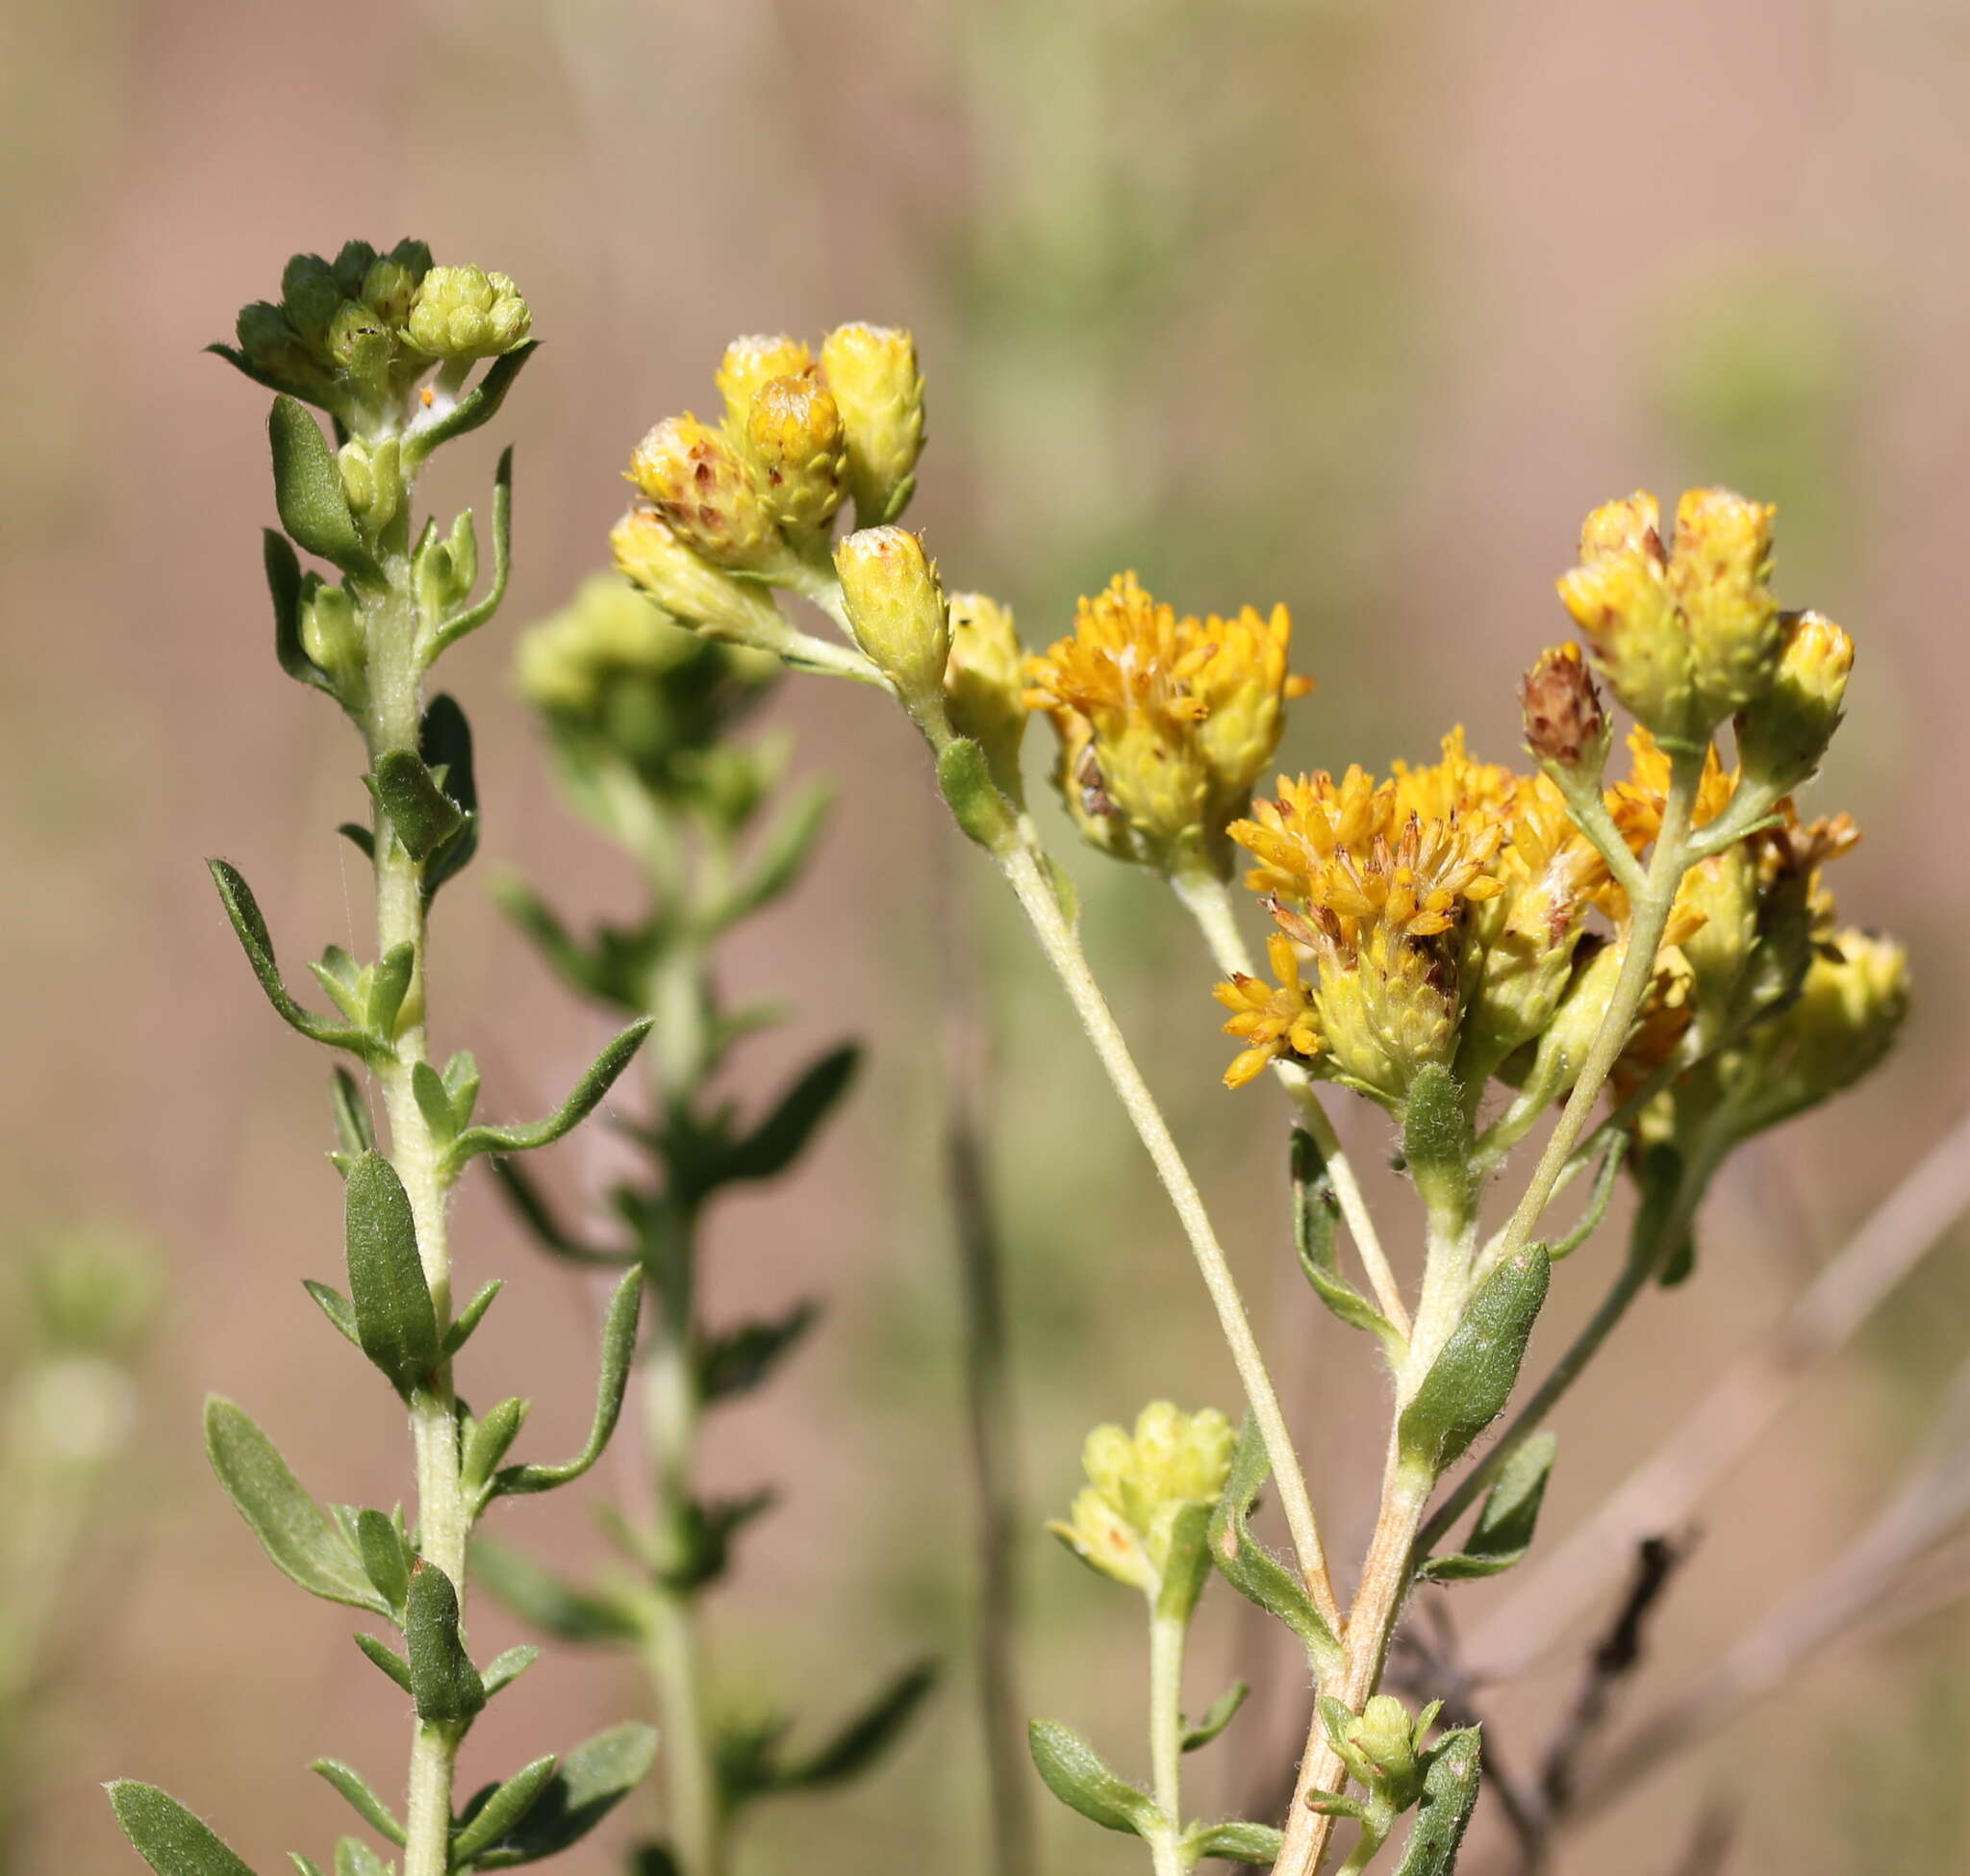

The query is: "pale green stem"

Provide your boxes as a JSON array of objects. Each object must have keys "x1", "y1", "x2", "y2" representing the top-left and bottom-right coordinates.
[
  {"x1": 1168, "y1": 870, "x2": 1410, "y2": 1339},
  {"x1": 1149, "y1": 1610, "x2": 1187, "y2": 1842},
  {"x1": 994, "y1": 840, "x2": 1342, "y2": 1633}
]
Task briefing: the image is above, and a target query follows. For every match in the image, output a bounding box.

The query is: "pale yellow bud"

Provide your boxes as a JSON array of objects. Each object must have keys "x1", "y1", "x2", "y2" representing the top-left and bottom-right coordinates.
[
  {"x1": 627, "y1": 415, "x2": 781, "y2": 571},
  {"x1": 833, "y1": 526, "x2": 951, "y2": 724},
  {"x1": 944, "y1": 593, "x2": 1027, "y2": 800},
  {"x1": 1670, "y1": 487, "x2": 1781, "y2": 721},
  {"x1": 610, "y1": 505, "x2": 793, "y2": 655},
  {"x1": 1735, "y1": 608, "x2": 1853, "y2": 793},
  {"x1": 715, "y1": 334, "x2": 814, "y2": 428},
  {"x1": 745, "y1": 372, "x2": 846, "y2": 534},
  {"x1": 820, "y1": 323, "x2": 925, "y2": 525}
]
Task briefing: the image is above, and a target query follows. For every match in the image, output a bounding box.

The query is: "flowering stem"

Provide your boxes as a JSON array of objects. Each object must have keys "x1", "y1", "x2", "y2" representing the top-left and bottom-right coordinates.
[
  {"x1": 994, "y1": 840, "x2": 1342, "y2": 1633},
  {"x1": 1168, "y1": 870, "x2": 1410, "y2": 1339},
  {"x1": 1148, "y1": 1609, "x2": 1189, "y2": 1872}
]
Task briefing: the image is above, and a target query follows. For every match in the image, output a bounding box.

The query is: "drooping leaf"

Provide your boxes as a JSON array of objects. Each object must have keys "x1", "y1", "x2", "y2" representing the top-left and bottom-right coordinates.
[
  {"x1": 470, "y1": 1539, "x2": 642, "y2": 1644},
  {"x1": 1180, "y1": 1682, "x2": 1250, "y2": 1754},
  {"x1": 449, "y1": 1754, "x2": 558, "y2": 1865},
  {"x1": 208, "y1": 860, "x2": 366, "y2": 1055},
  {"x1": 1398, "y1": 1247, "x2": 1552, "y2": 1481},
  {"x1": 480, "y1": 1646, "x2": 541, "y2": 1699},
  {"x1": 1292, "y1": 1129, "x2": 1404, "y2": 1358},
  {"x1": 468, "y1": 1721, "x2": 656, "y2": 1867},
  {"x1": 308, "y1": 1763, "x2": 403, "y2": 1846},
  {"x1": 1206, "y1": 1416, "x2": 1343, "y2": 1675},
  {"x1": 342, "y1": 1153, "x2": 440, "y2": 1397},
  {"x1": 490, "y1": 1268, "x2": 641, "y2": 1496},
  {"x1": 204, "y1": 1398, "x2": 388, "y2": 1614},
  {"x1": 401, "y1": 344, "x2": 538, "y2": 470},
  {"x1": 107, "y1": 1782, "x2": 256, "y2": 1876},
  {"x1": 268, "y1": 396, "x2": 379, "y2": 581},
  {"x1": 1389, "y1": 1727, "x2": 1483, "y2": 1876},
  {"x1": 443, "y1": 1021, "x2": 656, "y2": 1177},
  {"x1": 770, "y1": 1660, "x2": 937, "y2": 1791},
  {"x1": 1026, "y1": 1721, "x2": 1161, "y2": 1838},
  {"x1": 696, "y1": 1302, "x2": 820, "y2": 1403},
  {"x1": 404, "y1": 1561, "x2": 485, "y2": 1725},
  {"x1": 1184, "y1": 1820, "x2": 1284, "y2": 1864},
  {"x1": 1420, "y1": 1432, "x2": 1557, "y2": 1583},
  {"x1": 715, "y1": 1045, "x2": 859, "y2": 1186}
]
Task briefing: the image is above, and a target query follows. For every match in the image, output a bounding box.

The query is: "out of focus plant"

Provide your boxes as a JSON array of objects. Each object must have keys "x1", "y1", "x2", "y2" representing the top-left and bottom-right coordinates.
[
  {"x1": 608, "y1": 326, "x2": 1907, "y2": 1874},
  {"x1": 482, "y1": 554, "x2": 935, "y2": 1876},
  {"x1": 108, "y1": 241, "x2": 661, "y2": 1876}
]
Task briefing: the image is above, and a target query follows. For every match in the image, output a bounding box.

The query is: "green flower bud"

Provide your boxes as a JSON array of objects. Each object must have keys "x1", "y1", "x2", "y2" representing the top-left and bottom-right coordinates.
[
  {"x1": 279, "y1": 253, "x2": 341, "y2": 347},
  {"x1": 820, "y1": 323, "x2": 925, "y2": 524},
  {"x1": 361, "y1": 258, "x2": 421, "y2": 328},
  {"x1": 945, "y1": 592, "x2": 1027, "y2": 801},
  {"x1": 834, "y1": 526, "x2": 951, "y2": 728},
  {"x1": 1735, "y1": 608, "x2": 1852, "y2": 794},
  {"x1": 405, "y1": 265, "x2": 532, "y2": 361},
  {"x1": 327, "y1": 299, "x2": 393, "y2": 382},
  {"x1": 1048, "y1": 1402, "x2": 1235, "y2": 1598},
  {"x1": 300, "y1": 580, "x2": 365, "y2": 683}
]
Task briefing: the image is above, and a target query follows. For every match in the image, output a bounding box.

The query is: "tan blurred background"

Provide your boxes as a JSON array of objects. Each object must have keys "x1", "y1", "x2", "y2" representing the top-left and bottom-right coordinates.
[{"x1": 4, "y1": 1, "x2": 1969, "y2": 1871}]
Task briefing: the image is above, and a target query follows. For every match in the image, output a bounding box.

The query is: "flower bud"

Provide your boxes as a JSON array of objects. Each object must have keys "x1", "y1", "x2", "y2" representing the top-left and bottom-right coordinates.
[
  {"x1": 1048, "y1": 1403, "x2": 1234, "y2": 1598},
  {"x1": 1556, "y1": 492, "x2": 1694, "y2": 742},
  {"x1": 405, "y1": 265, "x2": 532, "y2": 360},
  {"x1": 1742, "y1": 928, "x2": 1907, "y2": 1121},
  {"x1": 1670, "y1": 487, "x2": 1781, "y2": 720},
  {"x1": 834, "y1": 526, "x2": 952, "y2": 726},
  {"x1": 610, "y1": 505, "x2": 792, "y2": 653},
  {"x1": 300, "y1": 580, "x2": 365, "y2": 682},
  {"x1": 628, "y1": 416, "x2": 782, "y2": 571},
  {"x1": 944, "y1": 592, "x2": 1027, "y2": 799},
  {"x1": 360, "y1": 256, "x2": 422, "y2": 328},
  {"x1": 1519, "y1": 643, "x2": 1607, "y2": 773},
  {"x1": 715, "y1": 333, "x2": 814, "y2": 428},
  {"x1": 745, "y1": 372, "x2": 846, "y2": 534},
  {"x1": 327, "y1": 299, "x2": 391, "y2": 380},
  {"x1": 279, "y1": 253, "x2": 342, "y2": 347},
  {"x1": 1735, "y1": 609, "x2": 1852, "y2": 793},
  {"x1": 820, "y1": 323, "x2": 925, "y2": 524}
]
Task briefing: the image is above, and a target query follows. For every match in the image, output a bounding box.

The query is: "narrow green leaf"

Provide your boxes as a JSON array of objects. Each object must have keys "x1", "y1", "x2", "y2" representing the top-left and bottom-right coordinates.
[
  {"x1": 204, "y1": 1398, "x2": 387, "y2": 1613},
  {"x1": 308, "y1": 1762, "x2": 403, "y2": 1847},
  {"x1": 720, "y1": 780, "x2": 831, "y2": 924},
  {"x1": 268, "y1": 395, "x2": 379, "y2": 581},
  {"x1": 107, "y1": 1782, "x2": 256, "y2": 1876},
  {"x1": 480, "y1": 1645, "x2": 541, "y2": 1699},
  {"x1": 936, "y1": 735, "x2": 1018, "y2": 850},
  {"x1": 353, "y1": 1631, "x2": 413, "y2": 1692},
  {"x1": 1398, "y1": 1248, "x2": 1551, "y2": 1479},
  {"x1": 1184, "y1": 1820, "x2": 1283, "y2": 1863},
  {"x1": 492, "y1": 1268, "x2": 641, "y2": 1495},
  {"x1": 450, "y1": 1754, "x2": 558, "y2": 1865},
  {"x1": 405, "y1": 1561, "x2": 485, "y2": 1725},
  {"x1": 412, "y1": 1061, "x2": 458, "y2": 1147},
  {"x1": 443, "y1": 1280, "x2": 505, "y2": 1356},
  {"x1": 343, "y1": 1153, "x2": 440, "y2": 1397},
  {"x1": 332, "y1": 1839, "x2": 387, "y2": 1876},
  {"x1": 716, "y1": 1045, "x2": 858, "y2": 1185},
  {"x1": 367, "y1": 750, "x2": 466, "y2": 863},
  {"x1": 401, "y1": 343, "x2": 537, "y2": 470},
  {"x1": 696, "y1": 1302, "x2": 820, "y2": 1404},
  {"x1": 208, "y1": 860, "x2": 366, "y2": 1055},
  {"x1": 470, "y1": 1538, "x2": 642, "y2": 1643},
  {"x1": 354, "y1": 1508, "x2": 411, "y2": 1616},
  {"x1": 492, "y1": 879, "x2": 614, "y2": 1007},
  {"x1": 1293, "y1": 1130, "x2": 1403, "y2": 1358},
  {"x1": 772, "y1": 1660, "x2": 937, "y2": 1789},
  {"x1": 1390, "y1": 1727, "x2": 1483, "y2": 1876},
  {"x1": 366, "y1": 944, "x2": 416, "y2": 1044},
  {"x1": 329, "y1": 1070, "x2": 373, "y2": 1156},
  {"x1": 264, "y1": 530, "x2": 334, "y2": 696},
  {"x1": 489, "y1": 1159, "x2": 630, "y2": 1267},
  {"x1": 463, "y1": 1397, "x2": 531, "y2": 1501},
  {"x1": 1180, "y1": 1682, "x2": 1249, "y2": 1754},
  {"x1": 1206, "y1": 1416, "x2": 1343, "y2": 1675},
  {"x1": 288, "y1": 1856, "x2": 325, "y2": 1876},
  {"x1": 443, "y1": 1020, "x2": 656, "y2": 1174},
  {"x1": 419, "y1": 694, "x2": 480, "y2": 899},
  {"x1": 1420, "y1": 1432, "x2": 1557, "y2": 1583},
  {"x1": 303, "y1": 1280, "x2": 362, "y2": 1352},
  {"x1": 431, "y1": 449, "x2": 513, "y2": 655},
  {"x1": 469, "y1": 1721, "x2": 656, "y2": 1866},
  {"x1": 1026, "y1": 1721, "x2": 1161, "y2": 1838},
  {"x1": 442, "y1": 1050, "x2": 482, "y2": 1126},
  {"x1": 338, "y1": 822, "x2": 375, "y2": 861},
  {"x1": 1552, "y1": 1140, "x2": 1623, "y2": 1261}
]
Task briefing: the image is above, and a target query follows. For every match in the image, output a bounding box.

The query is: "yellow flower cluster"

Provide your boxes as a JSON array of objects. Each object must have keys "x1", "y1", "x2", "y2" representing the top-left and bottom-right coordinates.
[{"x1": 1023, "y1": 572, "x2": 1312, "y2": 875}]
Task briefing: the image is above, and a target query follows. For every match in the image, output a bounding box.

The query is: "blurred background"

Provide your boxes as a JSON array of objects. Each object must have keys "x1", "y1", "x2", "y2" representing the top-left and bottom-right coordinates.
[{"x1": 4, "y1": 1, "x2": 1969, "y2": 1871}]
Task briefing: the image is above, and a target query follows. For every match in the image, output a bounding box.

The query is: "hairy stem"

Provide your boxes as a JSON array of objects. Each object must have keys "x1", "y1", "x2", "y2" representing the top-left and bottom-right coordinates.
[
  {"x1": 1149, "y1": 1609, "x2": 1188, "y2": 1868},
  {"x1": 994, "y1": 840, "x2": 1341, "y2": 1633}
]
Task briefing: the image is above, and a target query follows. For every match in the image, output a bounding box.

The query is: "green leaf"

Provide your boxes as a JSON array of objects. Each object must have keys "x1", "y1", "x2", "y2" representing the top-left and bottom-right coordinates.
[
  {"x1": 772, "y1": 1660, "x2": 937, "y2": 1789},
  {"x1": 204, "y1": 1398, "x2": 388, "y2": 1613},
  {"x1": 1420, "y1": 1432, "x2": 1557, "y2": 1583},
  {"x1": 1389, "y1": 1727, "x2": 1483, "y2": 1876},
  {"x1": 208, "y1": 860, "x2": 366, "y2": 1055},
  {"x1": 333, "y1": 1839, "x2": 387, "y2": 1876},
  {"x1": 489, "y1": 1158, "x2": 630, "y2": 1267},
  {"x1": 343, "y1": 1153, "x2": 440, "y2": 1397},
  {"x1": 463, "y1": 1397, "x2": 531, "y2": 1502},
  {"x1": 451, "y1": 1754, "x2": 558, "y2": 1866},
  {"x1": 697, "y1": 1302, "x2": 820, "y2": 1403},
  {"x1": 107, "y1": 1782, "x2": 256, "y2": 1876},
  {"x1": 1026, "y1": 1721, "x2": 1161, "y2": 1838},
  {"x1": 717, "y1": 1045, "x2": 859, "y2": 1185},
  {"x1": 1206, "y1": 1416, "x2": 1343, "y2": 1675},
  {"x1": 492, "y1": 1268, "x2": 642, "y2": 1495},
  {"x1": 470, "y1": 1539, "x2": 642, "y2": 1643},
  {"x1": 481, "y1": 1645, "x2": 541, "y2": 1698},
  {"x1": 430, "y1": 449, "x2": 514, "y2": 655},
  {"x1": 1155, "y1": 1499, "x2": 1213, "y2": 1624},
  {"x1": 443, "y1": 1280, "x2": 505, "y2": 1356},
  {"x1": 268, "y1": 396, "x2": 379, "y2": 582},
  {"x1": 444, "y1": 1020, "x2": 656, "y2": 1175},
  {"x1": 1398, "y1": 1246, "x2": 1552, "y2": 1480},
  {"x1": 401, "y1": 343, "x2": 538, "y2": 470},
  {"x1": 1184, "y1": 1820, "x2": 1283, "y2": 1863},
  {"x1": 289, "y1": 1856, "x2": 326, "y2": 1876},
  {"x1": 354, "y1": 1508, "x2": 412, "y2": 1615},
  {"x1": 1552, "y1": 1140, "x2": 1623, "y2": 1261},
  {"x1": 1402, "y1": 1064, "x2": 1475, "y2": 1216},
  {"x1": 264, "y1": 530, "x2": 334, "y2": 696},
  {"x1": 367, "y1": 749, "x2": 466, "y2": 863},
  {"x1": 308, "y1": 1762, "x2": 403, "y2": 1847},
  {"x1": 405, "y1": 1560, "x2": 486, "y2": 1725},
  {"x1": 329, "y1": 1070, "x2": 374, "y2": 1156},
  {"x1": 935, "y1": 735, "x2": 1018, "y2": 850},
  {"x1": 365, "y1": 944, "x2": 415, "y2": 1044},
  {"x1": 353, "y1": 1631, "x2": 413, "y2": 1692},
  {"x1": 412, "y1": 1061, "x2": 458, "y2": 1147},
  {"x1": 658, "y1": 1489, "x2": 775, "y2": 1592},
  {"x1": 303, "y1": 1280, "x2": 362, "y2": 1352},
  {"x1": 419, "y1": 695, "x2": 481, "y2": 900},
  {"x1": 468, "y1": 1721, "x2": 656, "y2": 1867},
  {"x1": 1180, "y1": 1682, "x2": 1249, "y2": 1753},
  {"x1": 338, "y1": 822, "x2": 375, "y2": 861},
  {"x1": 720, "y1": 780, "x2": 831, "y2": 924},
  {"x1": 1292, "y1": 1129, "x2": 1404, "y2": 1358}
]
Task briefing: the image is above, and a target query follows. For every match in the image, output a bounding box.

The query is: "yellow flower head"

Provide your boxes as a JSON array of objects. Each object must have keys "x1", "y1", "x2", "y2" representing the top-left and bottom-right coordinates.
[
  {"x1": 1024, "y1": 572, "x2": 1311, "y2": 875},
  {"x1": 1214, "y1": 932, "x2": 1324, "y2": 1088},
  {"x1": 1048, "y1": 1402, "x2": 1235, "y2": 1597},
  {"x1": 626, "y1": 413, "x2": 781, "y2": 572}
]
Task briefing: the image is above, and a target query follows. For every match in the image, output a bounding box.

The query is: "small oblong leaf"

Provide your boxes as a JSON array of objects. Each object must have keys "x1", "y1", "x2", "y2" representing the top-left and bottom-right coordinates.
[
  {"x1": 330, "y1": 1069, "x2": 374, "y2": 1156},
  {"x1": 443, "y1": 1279, "x2": 505, "y2": 1356},
  {"x1": 208, "y1": 861, "x2": 366, "y2": 1054},
  {"x1": 107, "y1": 1782, "x2": 256, "y2": 1876},
  {"x1": 308, "y1": 1762, "x2": 403, "y2": 1847},
  {"x1": 420, "y1": 695, "x2": 480, "y2": 900},
  {"x1": 264, "y1": 530, "x2": 333, "y2": 696},
  {"x1": 450, "y1": 1754, "x2": 558, "y2": 1865},
  {"x1": 481, "y1": 1645, "x2": 541, "y2": 1698},
  {"x1": 443, "y1": 1020, "x2": 656, "y2": 1175},
  {"x1": 1206, "y1": 1416, "x2": 1343, "y2": 1675},
  {"x1": 268, "y1": 395, "x2": 378, "y2": 581},
  {"x1": 1027, "y1": 1720, "x2": 1161, "y2": 1838},
  {"x1": 303, "y1": 1280, "x2": 362, "y2": 1352},
  {"x1": 405, "y1": 1560, "x2": 485, "y2": 1725},
  {"x1": 343, "y1": 1153, "x2": 440, "y2": 1397},
  {"x1": 698, "y1": 1302, "x2": 820, "y2": 1404},
  {"x1": 1390, "y1": 1727, "x2": 1483, "y2": 1876},
  {"x1": 716, "y1": 1045, "x2": 859, "y2": 1186},
  {"x1": 354, "y1": 1508, "x2": 412, "y2": 1616},
  {"x1": 1185, "y1": 1820, "x2": 1283, "y2": 1864},
  {"x1": 1420, "y1": 1432, "x2": 1556, "y2": 1583},
  {"x1": 204, "y1": 1398, "x2": 387, "y2": 1613},
  {"x1": 464, "y1": 1397, "x2": 531, "y2": 1502},
  {"x1": 1293, "y1": 1130, "x2": 1404, "y2": 1359},
  {"x1": 470, "y1": 1539, "x2": 643, "y2": 1643},
  {"x1": 1398, "y1": 1247, "x2": 1552, "y2": 1480},
  {"x1": 492, "y1": 1269, "x2": 641, "y2": 1496},
  {"x1": 333, "y1": 1840, "x2": 387, "y2": 1876},
  {"x1": 1180, "y1": 1682, "x2": 1250, "y2": 1754},
  {"x1": 367, "y1": 750, "x2": 466, "y2": 863},
  {"x1": 470, "y1": 1721, "x2": 657, "y2": 1866},
  {"x1": 353, "y1": 1632, "x2": 413, "y2": 1692},
  {"x1": 366, "y1": 944, "x2": 416, "y2": 1044}
]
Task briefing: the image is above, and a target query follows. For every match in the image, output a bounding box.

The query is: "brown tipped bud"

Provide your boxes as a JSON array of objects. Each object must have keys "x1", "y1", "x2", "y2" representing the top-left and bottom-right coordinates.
[
  {"x1": 626, "y1": 415, "x2": 781, "y2": 571},
  {"x1": 715, "y1": 334, "x2": 815, "y2": 428},
  {"x1": 1519, "y1": 643, "x2": 1607, "y2": 772},
  {"x1": 834, "y1": 525, "x2": 951, "y2": 728}
]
